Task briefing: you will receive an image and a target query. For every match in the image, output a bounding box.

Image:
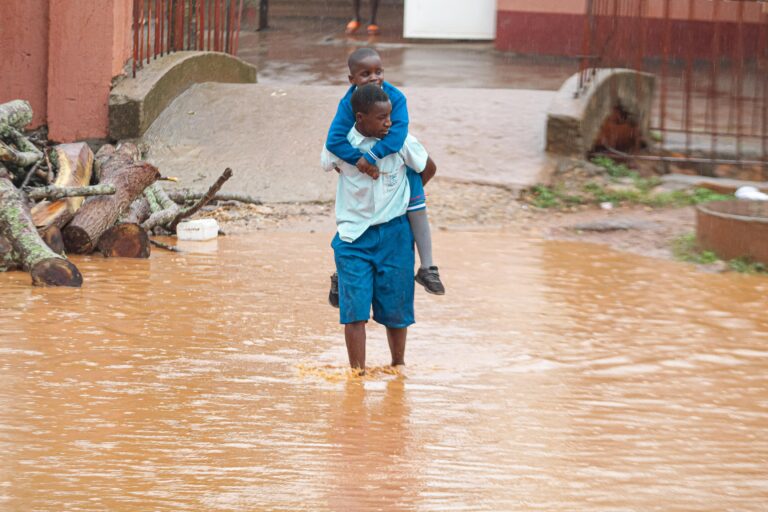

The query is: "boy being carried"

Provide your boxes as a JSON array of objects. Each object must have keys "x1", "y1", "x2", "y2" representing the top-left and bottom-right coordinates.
[
  {"x1": 322, "y1": 84, "x2": 435, "y2": 371},
  {"x1": 325, "y1": 48, "x2": 445, "y2": 308}
]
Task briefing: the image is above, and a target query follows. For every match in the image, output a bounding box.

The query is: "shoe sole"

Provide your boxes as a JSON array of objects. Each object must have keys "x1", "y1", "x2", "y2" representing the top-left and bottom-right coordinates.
[{"x1": 415, "y1": 276, "x2": 445, "y2": 295}]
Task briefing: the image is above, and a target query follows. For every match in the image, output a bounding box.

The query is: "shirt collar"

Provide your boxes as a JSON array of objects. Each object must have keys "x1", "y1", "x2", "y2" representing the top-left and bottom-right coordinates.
[{"x1": 349, "y1": 125, "x2": 378, "y2": 146}]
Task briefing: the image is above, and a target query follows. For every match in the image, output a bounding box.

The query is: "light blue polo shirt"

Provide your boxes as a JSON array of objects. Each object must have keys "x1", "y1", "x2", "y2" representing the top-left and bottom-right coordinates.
[{"x1": 321, "y1": 126, "x2": 428, "y2": 243}]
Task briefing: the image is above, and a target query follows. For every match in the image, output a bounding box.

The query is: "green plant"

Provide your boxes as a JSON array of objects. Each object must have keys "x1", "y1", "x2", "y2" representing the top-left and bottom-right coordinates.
[
  {"x1": 728, "y1": 258, "x2": 768, "y2": 274},
  {"x1": 671, "y1": 233, "x2": 719, "y2": 264},
  {"x1": 591, "y1": 156, "x2": 634, "y2": 178},
  {"x1": 529, "y1": 185, "x2": 583, "y2": 209}
]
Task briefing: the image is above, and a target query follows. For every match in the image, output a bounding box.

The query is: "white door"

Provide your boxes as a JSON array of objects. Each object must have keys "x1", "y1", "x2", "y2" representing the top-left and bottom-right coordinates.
[{"x1": 403, "y1": 0, "x2": 497, "y2": 40}]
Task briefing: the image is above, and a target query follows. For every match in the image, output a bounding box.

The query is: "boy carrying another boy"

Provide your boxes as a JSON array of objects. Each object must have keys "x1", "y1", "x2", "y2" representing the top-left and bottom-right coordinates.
[
  {"x1": 321, "y1": 84, "x2": 436, "y2": 371},
  {"x1": 325, "y1": 48, "x2": 445, "y2": 309}
]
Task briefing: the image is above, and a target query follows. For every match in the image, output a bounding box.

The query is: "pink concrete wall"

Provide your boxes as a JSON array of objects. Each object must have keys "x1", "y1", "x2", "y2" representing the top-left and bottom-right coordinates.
[
  {"x1": 0, "y1": 0, "x2": 51, "y2": 128},
  {"x1": 0, "y1": 0, "x2": 132, "y2": 141},
  {"x1": 48, "y1": 0, "x2": 133, "y2": 142}
]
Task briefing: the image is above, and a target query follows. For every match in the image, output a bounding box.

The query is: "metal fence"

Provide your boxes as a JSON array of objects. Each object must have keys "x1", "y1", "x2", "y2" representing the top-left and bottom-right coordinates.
[
  {"x1": 132, "y1": 0, "x2": 245, "y2": 77},
  {"x1": 578, "y1": 0, "x2": 768, "y2": 167}
]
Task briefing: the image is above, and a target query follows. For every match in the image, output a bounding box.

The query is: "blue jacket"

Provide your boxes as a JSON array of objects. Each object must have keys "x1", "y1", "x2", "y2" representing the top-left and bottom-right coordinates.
[{"x1": 324, "y1": 81, "x2": 409, "y2": 166}]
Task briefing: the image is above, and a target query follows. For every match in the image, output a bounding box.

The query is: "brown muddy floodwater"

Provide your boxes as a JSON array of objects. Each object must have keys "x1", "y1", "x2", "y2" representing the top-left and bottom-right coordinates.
[{"x1": 1, "y1": 231, "x2": 767, "y2": 511}]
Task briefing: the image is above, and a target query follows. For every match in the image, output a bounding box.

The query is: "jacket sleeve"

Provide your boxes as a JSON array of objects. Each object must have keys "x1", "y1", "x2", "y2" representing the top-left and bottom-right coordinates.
[
  {"x1": 324, "y1": 91, "x2": 363, "y2": 166},
  {"x1": 364, "y1": 87, "x2": 409, "y2": 164}
]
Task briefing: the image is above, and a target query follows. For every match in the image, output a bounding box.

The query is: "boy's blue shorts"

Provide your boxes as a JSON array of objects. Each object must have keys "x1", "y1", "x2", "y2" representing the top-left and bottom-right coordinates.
[
  {"x1": 331, "y1": 215, "x2": 415, "y2": 328},
  {"x1": 407, "y1": 167, "x2": 426, "y2": 212}
]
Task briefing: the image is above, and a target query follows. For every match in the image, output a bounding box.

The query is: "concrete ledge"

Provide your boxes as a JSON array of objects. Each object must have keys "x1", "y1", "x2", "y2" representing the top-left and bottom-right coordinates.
[
  {"x1": 109, "y1": 51, "x2": 257, "y2": 140},
  {"x1": 546, "y1": 69, "x2": 655, "y2": 157}
]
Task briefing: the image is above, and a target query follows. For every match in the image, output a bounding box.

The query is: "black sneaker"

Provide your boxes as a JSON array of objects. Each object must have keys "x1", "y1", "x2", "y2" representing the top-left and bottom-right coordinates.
[
  {"x1": 415, "y1": 266, "x2": 445, "y2": 295},
  {"x1": 328, "y1": 272, "x2": 339, "y2": 308}
]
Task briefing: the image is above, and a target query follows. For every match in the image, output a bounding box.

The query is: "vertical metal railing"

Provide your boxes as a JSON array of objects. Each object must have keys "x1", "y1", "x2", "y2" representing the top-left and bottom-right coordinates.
[
  {"x1": 132, "y1": 0, "x2": 244, "y2": 77},
  {"x1": 578, "y1": 0, "x2": 768, "y2": 167}
]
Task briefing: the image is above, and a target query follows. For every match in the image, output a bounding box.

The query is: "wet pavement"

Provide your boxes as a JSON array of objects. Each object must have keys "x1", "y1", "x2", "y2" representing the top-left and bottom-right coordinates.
[
  {"x1": 2, "y1": 232, "x2": 768, "y2": 510},
  {"x1": 141, "y1": 12, "x2": 576, "y2": 202},
  {"x1": 142, "y1": 83, "x2": 555, "y2": 202}
]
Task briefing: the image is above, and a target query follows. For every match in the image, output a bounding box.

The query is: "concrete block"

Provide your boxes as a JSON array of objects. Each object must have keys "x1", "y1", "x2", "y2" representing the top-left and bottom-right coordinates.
[
  {"x1": 109, "y1": 51, "x2": 257, "y2": 140},
  {"x1": 546, "y1": 69, "x2": 655, "y2": 157}
]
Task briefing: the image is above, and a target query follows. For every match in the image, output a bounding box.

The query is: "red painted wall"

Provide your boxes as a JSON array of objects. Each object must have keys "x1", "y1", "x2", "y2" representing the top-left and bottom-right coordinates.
[
  {"x1": 495, "y1": 0, "x2": 768, "y2": 58},
  {"x1": 0, "y1": 0, "x2": 132, "y2": 141},
  {"x1": 0, "y1": 0, "x2": 51, "y2": 128}
]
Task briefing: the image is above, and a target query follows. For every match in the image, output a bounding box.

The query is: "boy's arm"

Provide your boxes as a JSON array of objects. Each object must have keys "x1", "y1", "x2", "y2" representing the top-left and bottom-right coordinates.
[
  {"x1": 325, "y1": 93, "x2": 364, "y2": 166},
  {"x1": 365, "y1": 87, "x2": 409, "y2": 164}
]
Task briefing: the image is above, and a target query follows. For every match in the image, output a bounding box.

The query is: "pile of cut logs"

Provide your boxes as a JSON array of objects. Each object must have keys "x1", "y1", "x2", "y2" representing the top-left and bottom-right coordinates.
[{"x1": 0, "y1": 100, "x2": 233, "y2": 287}]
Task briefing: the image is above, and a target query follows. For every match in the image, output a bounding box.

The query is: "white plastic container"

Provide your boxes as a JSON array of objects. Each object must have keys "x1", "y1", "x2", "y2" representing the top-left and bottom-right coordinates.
[{"x1": 176, "y1": 218, "x2": 219, "y2": 241}]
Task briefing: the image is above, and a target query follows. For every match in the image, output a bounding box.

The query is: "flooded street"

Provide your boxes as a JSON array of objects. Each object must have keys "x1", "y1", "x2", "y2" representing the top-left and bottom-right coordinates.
[{"x1": 1, "y1": 231, "x2": 768, "y2": 511}]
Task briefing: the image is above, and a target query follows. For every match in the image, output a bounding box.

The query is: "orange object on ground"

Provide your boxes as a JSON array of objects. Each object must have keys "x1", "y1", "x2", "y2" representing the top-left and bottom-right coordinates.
[
  {"x1": 345, "y1": 20, "x2": 360, "y2": 34},
  {"x1": 366, "y1": 24, "x2": 379, "y2": 35}
]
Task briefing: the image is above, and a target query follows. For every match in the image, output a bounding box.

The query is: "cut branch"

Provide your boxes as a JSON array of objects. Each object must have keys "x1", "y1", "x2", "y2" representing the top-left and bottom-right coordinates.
[
  {"x1": 168, "y1": 168, "x2": 233, "y2": 231},
  {"x1": 26, "y1": 184, "x2": 115, "y2": 201}
]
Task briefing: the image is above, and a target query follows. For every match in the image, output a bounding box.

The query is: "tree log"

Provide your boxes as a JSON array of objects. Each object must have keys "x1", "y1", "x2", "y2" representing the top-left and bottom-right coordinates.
[
  {"x1": 142, "y1": 183, "x2": 180, "y2": 231},
  {"x1": 27, "y1": 184, "x2": 115, "y2": 201},
  {"x1": 0, "y1": 175, "x2": 82, "y2": 286},
  {"x1": 39, "y1": 225, "x2": 65, "y2": 255},
  {"x1": 30, "y1": 143, "x2": 94, "y2": 228},
  {"x1": 63, "y1": 153, "x2": 158, "y2": 254},
  {"x1": 97, "y1": 223, "x2": 150, "y2": 258},
  {"x1": 122, "y1": 196, "x2": 151, "y2": 225}
]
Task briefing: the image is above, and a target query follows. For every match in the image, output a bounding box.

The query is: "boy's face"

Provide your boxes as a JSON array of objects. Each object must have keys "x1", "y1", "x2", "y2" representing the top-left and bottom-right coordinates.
[
  {"x1": 355, "y1": 101, "x2": 392, "y2": 139},
  {"x1": 348, "y1": 55, "x2": 384, "y2": 88}
]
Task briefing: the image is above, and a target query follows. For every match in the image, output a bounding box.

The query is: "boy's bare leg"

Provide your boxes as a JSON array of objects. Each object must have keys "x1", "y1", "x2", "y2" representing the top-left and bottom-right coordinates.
[
  {"x1": 345, "y1": 321, "x2": 367, "y2": 370},
  {"x1": 369, "y1": 0, "x2": 380, "y2": 25},
  {"x1": 386, "y1": 327, "x2": 407, "y2": 366}
]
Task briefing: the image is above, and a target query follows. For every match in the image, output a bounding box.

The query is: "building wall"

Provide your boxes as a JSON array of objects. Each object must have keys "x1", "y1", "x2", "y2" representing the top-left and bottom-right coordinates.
[
  {"x1": 0, "y1": 0, "x2": 132, "y2": 141},
  {"x1": 496, "y1": 0, "x2": 767, "y2": 57},
  {"x1": 0, "y1": 0, "x2": 51, "y2": 128}
]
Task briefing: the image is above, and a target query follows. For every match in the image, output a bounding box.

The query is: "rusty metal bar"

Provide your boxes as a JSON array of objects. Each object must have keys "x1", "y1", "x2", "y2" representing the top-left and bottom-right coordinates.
[
  {"x1": 155, "y1": 0, "x2": 160, "y2": 59},
  {"x1": 132, "y1": 0, "x2": 140, "y2": 77},
  {"x1": 225, "y1": 0, "x2": 232, "y2": 53},
  {"x1": 196, "y1": 0, "x2": 205, "y2": 50},
  {"x1": 146, "y1": 0, "x2": 152, "y2": 64},
  {"x1": 139, "y1": 1, "x2": 145, "y2": 70},
  {"x1": 234, "y1": 0, "x2": 244, "y2": 55},
  {"x1": 735, "y1": 1, "x2": 745, "y2": 160}
]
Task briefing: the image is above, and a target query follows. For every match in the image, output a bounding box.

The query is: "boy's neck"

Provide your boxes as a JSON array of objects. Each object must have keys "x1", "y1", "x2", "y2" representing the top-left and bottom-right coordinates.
[{"x1": 354, "y1": 123, "x2": 375, "y2": 138}]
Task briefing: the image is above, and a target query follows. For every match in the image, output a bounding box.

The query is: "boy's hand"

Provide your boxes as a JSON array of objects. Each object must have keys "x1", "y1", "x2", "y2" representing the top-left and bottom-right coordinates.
[{"x1": 356, "y1": 157, "x2": 380, "y2": 180}]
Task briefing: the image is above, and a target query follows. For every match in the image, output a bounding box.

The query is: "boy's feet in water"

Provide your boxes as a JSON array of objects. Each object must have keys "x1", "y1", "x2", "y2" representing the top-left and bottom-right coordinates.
[
  {"x1": 415, "y1": 266, "x2": 445, "y2": 295},
  {"x1": 329, "y1": 272, "x2": 340, "y2": 308}
]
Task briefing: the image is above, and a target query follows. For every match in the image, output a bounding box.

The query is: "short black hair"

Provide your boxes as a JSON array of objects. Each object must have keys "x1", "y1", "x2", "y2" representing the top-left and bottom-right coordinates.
[
  {"x1": 351, "y1": 84, "x2": 390, "y2": 115},
  {"x1": 348, "y1": 48, "x2": 380, "y2": 72}
]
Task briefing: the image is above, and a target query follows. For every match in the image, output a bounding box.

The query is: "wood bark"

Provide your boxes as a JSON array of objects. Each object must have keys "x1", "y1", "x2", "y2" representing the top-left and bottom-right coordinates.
[
  {"x1": 30, "y1": 142, "x2": 94, "y2": 228},
  {"x1": 39, "y1": 225, "x2": 65, "y2": 255},
  {"x1": 0, "y1": 100, "x2": 34, "y2": 137},
  {"x1": 0, "y1": 174, "x2": 82, "y2": 286},
  {"x1": 63, "y1": 145, "x2": 158, "y2": 254},
  {"x1": 122, "y1": 196, "x2": 151, "y2": 225},
  {"x1": 97, "y1": 223, "x2": 150, "y2": 258},
  {"x1": 27, "y1": 184, "x2": 115, "y2": 201},
  {"x1": 167, "y1": 190, "x2": 261, "y2": 205},
  {"x1": 143, "y1": 168, "x2": 233, "y2": 232}
]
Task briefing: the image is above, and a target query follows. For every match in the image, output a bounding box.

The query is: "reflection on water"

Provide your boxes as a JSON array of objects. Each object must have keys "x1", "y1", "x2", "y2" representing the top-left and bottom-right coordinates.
[{"x1": 1, "y1": 232, "x2": 767, "y2": 511}]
